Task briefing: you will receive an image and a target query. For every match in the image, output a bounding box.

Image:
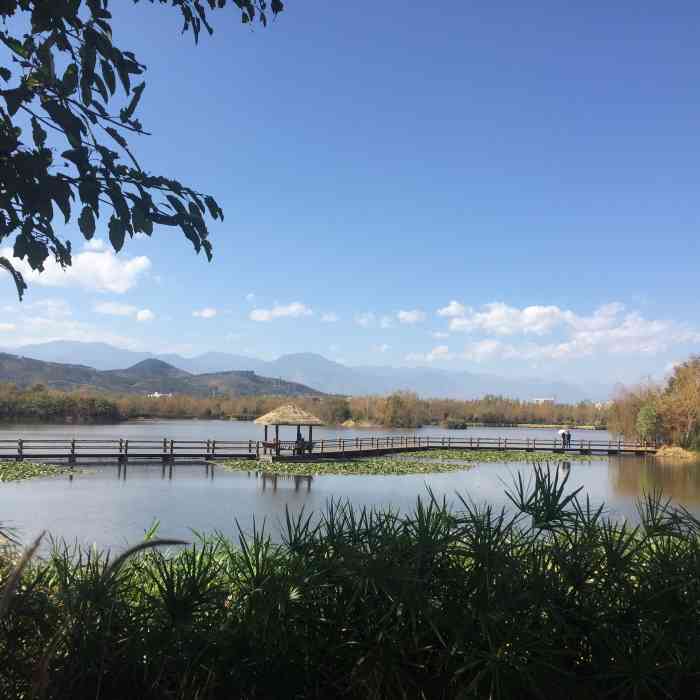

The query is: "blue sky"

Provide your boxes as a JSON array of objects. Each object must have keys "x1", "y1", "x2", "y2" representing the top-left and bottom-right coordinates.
[{"x1": 2, "y1": 0, "x2": 700, "y2": 384}]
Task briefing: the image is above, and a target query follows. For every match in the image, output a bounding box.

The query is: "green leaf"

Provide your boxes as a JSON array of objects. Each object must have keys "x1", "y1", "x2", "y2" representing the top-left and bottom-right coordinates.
[
  {"x1": 108, "y1": 216, "x2": 125, "y2": 252},
  {"x1": 120, "y1": 81, "x2": 145, "y2": 123},
  {"x1": 61, "y1": 63, "x2": 79, "y2": 95},
  {"x1": 100, "y1": 59, "x2": 116, "y2": 95},
  {"x1": 0, "y1": 68, "x2": 11, "y2": 82},
  {"x1": 2, "y1": 87, "x2": 26, "y2": 116},
  {"x1": 108, "y1": 184, "x2": 130, "y2": 223},
  {"x1": 167, "y1": 194, "x2": 187, "y2": 216},
  {"x1": 105, "y1": 126, "x2": 127, "y2": 149},
  {"x1": 31, "y1": 117, "x2": 47, "y2": 148},
  {"x1": 51, "y1": 178, "x2": 72, "y2": 223},
  {"x1": 78, "y1": 205, "x2": 96, "y2": 239},
  {"x1": 0, "y1": 35, "x2": 29, "y2": 59},
  {"x1": 0, "y1": 256, "x2": 27, "y2": 301},
  {"x1": 78, "y1": 178, "x2": 100, "y2": 213},
  {"x1": 43, "y1": 100, "x2": 86, "y2": 149}
]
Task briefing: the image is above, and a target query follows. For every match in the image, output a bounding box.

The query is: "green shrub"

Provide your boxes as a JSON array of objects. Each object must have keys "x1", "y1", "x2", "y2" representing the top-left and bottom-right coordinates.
[{"x1": 3, "y1": 466, "x2": 700, "y2": 699}]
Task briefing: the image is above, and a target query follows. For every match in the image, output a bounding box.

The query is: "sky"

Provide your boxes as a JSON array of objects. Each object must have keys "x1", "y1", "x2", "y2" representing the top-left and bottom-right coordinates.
[{"x1": 1, "y1": 0, "x2": 700, "y2": 384}]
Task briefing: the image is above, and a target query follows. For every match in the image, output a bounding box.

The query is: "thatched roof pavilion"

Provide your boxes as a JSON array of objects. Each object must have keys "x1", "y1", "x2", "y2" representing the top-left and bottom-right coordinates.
[
  {"x1": 255, "y1": 404, "x2": 323, "y2": 455},
  {"x1": 254, "y1": 405, "x2": 324, "y2": 427}
]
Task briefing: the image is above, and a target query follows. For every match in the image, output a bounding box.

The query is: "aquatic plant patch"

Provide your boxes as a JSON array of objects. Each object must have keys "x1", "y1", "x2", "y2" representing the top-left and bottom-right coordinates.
[
  {"x1": 0, "y1": 461, "x2": 76, "y2": 482},
  {"x1": 220, "y1": 456, "x2": 476, "y2": 475},
  {"x1": 400, "y1": 448, "x2": 597, "y2": 462}
]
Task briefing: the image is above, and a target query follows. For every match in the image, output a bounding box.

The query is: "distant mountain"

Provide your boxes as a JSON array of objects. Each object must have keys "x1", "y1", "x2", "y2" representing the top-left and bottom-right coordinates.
[
  {"x1": 6, "y1": 341, "x2": 611, "y2": 402},
  {"x1": 0, "y1": 353, "x2": 321, "y2": 398}
]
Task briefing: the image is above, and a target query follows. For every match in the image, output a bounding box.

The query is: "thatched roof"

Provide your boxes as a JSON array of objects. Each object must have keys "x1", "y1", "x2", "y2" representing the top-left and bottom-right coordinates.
[{"x1": 254, "y1": 404, "x2": 324, "y2": 426}]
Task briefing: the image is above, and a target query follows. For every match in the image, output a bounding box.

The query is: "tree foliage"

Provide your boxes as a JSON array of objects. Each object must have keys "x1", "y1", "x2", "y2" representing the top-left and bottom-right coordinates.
[
  {"x1": 0, "y1": 0, "x2": 283, "y2": 299},
  {"x1": 610, "y1": 356, "x2": 700, "y2": 448},
  {"x1": 635, "y1": 403, "x2": 659, "y2": 442}
]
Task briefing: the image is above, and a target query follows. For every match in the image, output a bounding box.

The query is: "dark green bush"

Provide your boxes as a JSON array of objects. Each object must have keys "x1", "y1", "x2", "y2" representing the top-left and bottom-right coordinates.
[{"x1": 3, "y1": 466, "x2": 700, "y2": 699}]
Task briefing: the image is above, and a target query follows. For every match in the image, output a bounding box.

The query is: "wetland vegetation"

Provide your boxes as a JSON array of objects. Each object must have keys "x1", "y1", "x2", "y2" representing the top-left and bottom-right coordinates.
[{"x1": 0, "y1": 461, "x2": 74, "y2": 482}]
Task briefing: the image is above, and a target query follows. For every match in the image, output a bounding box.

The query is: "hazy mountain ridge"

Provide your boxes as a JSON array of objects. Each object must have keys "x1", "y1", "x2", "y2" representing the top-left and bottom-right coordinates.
[
  {"x1": 3, "y1": 341, "x2": 611, "y2": 402},
  {"x1": 0, "y1": 352, "x2": 321, "y2": 398}
]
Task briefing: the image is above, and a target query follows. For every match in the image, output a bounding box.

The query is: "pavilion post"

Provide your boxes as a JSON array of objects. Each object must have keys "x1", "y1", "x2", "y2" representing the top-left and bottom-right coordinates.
[
  {"x1": 264, "y1": 424, "x2": 268, "y2": 454},
  {"x1": 308, "y1": 425, "x2": 313, "y2": 453},
  {"x1": 275, "y1": 424, "x2": 280, "y2": 455}
]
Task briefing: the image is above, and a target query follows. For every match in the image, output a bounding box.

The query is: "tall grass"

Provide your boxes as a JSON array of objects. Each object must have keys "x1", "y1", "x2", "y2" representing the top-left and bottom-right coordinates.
[{"x1": 3, "y1": 465, "x2": 700, "y2": 698}]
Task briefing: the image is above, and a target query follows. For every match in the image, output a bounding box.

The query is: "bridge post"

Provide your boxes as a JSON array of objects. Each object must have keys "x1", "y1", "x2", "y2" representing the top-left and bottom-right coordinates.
[
  {"x1": 162, "y1": 438, "x2": 168, "y2": 463},
  {"x1": 119, "y1": 438, "x2": 124, "y2": 463},
  {"x1": 124, "y1": 440, "x2": 129, "y2": 463},
  {"x1": 170, "y1": 440, "x2": 174, "y2": 462},
  {"x1": 17, "y1": 438, "x2": 22, "y2": 462},
  {"x1": 69, "y1": 439, "x2": 76, "y2": 466}
]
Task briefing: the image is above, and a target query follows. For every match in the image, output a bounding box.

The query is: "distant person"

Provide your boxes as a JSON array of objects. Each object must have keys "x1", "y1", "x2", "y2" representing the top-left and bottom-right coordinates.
[
  {"x1": 559, "y1": 429, "x2": 567, "y2": 448},
  {"x1": 567, "y1": 429, "x2": 572, "y2": 448}
]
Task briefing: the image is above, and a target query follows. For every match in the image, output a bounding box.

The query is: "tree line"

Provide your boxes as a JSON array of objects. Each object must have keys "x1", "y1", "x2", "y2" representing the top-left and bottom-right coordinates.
[
  {"x1": 0, "y1": 384, "x2": 608, "y2": 428},
  {"x1": 607, "y1": 355, "x2": 700, "y2": 448},
  {"x1": 0, "y1": 384, "x2": 121, "y2": 423}
]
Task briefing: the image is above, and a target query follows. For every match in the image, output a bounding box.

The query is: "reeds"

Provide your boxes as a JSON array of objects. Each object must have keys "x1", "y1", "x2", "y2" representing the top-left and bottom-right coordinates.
[{"x1": 2, "y1": 464, "x2": 700, "y2": 699}]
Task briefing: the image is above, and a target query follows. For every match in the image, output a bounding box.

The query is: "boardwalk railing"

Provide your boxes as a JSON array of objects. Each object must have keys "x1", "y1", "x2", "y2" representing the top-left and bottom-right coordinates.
[{"x1": 0, "y1": 435, "x2": 657, "y2": 463}]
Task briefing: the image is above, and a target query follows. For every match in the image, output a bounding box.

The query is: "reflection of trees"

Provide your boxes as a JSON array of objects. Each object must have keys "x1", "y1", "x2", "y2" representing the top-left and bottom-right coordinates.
[{"x1": 610, "y1": 457, "x2": 700, "y2": 502}]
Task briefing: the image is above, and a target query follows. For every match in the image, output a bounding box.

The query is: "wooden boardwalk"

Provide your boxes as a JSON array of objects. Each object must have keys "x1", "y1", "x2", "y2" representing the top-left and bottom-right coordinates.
[{"x1": 0, "y1": 435, "x2": 656, "y2": 464}]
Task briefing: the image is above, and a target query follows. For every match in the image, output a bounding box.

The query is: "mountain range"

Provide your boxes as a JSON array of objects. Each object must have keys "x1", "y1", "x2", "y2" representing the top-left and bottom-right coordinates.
[
  {"x1": 0, "y1": 354, "x2": 321, "y2": 398},
  {"x1": 1, "y1": 341, "x2": 612, "y2": 402}
]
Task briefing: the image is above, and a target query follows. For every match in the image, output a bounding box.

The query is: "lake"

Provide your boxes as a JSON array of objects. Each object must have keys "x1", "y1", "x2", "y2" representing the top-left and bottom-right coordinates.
[{"x1": 2, "y1": 420, "x2": 699, "y2": 550}]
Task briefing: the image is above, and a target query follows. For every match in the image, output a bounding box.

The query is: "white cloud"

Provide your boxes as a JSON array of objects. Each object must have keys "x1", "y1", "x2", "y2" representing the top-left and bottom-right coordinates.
[
  {"x1": 398, "y1": 309, "x2": 427, "y2": 325},
  {"x1": 405, "y1": 345, "x2": 453, "y2": 363},
  {"x1": 94, "y1": 302, "x2": 137, "y2": 317},
  {"x1": 380, "y1": 315, "x2": 394, "y2": 329},
  {"x1": 442, "y1": 300, "x2": 633, "y2": 337},
  {"x1": 136, "y1": 309, "x2": 155, "y2": 322},
  {"x1": 432, "y1": 331, "x2": 450, "y2": 339},
  {"x1": 193, "y1": 307, "x2": 217, "y2": 319},
  {"x1": 1, "y1": 301, "x2": 141, "y2": 349},
  {"x1": 355, "y1": 312, "x2": 376, "y2": 328},
  {"x1": 462, "y1": 339, "x2": 510, "y2": 362},
  {"x1": 0, "y1": 323, "x2": 16, "y2": 332},
  {"x1": 250, "y1": 302, "x2": 312, "y2": 322},
  {"x1": 245, "y1": 292, "x2": 256, "y2": 302},
  {"x1": 373, "y1": 343, "x2": 391, "y2": 353},
  {"x1": 1, "y1": 242, "x2": 151, "y2": 294},
  {"x1": 437, "y1": 300, "x2": 467, "y2": 318},
  {"x1": 83, "y1": 239, "x2": 107, "y2": 252},
  {"x1": 448, "y1": 302, "x2": 571, "y2": 335},
  {"x1": 29, "y1": 298, "x2": 72, "y2": 318},
  {"x1": 321, "y1": 312, "x2": 339, "y2": 323},
  {"x1": 94, "y1": 301, "x2": 155, "y2": 322}
]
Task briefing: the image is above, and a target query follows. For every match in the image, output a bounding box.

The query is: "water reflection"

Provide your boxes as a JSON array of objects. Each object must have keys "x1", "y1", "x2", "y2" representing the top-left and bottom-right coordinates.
[
  {"x1": 259, "y1": 472, "x2": 313, "y2": 493},
  {"x1": 610, "y1": 457, "x2": 700, "y2": 503},
  {"x1": 109, "y1": 461, "x2": 314, "y2": 493}
]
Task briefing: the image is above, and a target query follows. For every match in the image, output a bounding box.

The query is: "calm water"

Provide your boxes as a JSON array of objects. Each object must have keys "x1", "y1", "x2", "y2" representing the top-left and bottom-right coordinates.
[{"x1": 2, "y1": 420, "x2": 699, "y2": 550}]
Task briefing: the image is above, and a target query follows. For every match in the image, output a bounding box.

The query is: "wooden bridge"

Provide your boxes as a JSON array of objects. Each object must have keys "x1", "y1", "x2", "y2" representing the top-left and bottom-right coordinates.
[{"x1": 0, "y1": 435, "x2": 656, "y2": 464}]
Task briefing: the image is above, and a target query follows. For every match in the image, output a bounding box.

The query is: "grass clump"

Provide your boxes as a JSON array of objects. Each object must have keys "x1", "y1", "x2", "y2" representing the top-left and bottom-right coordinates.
[
  {"x1": 220, "y1": 456, "x2": 476, "y2": 475},
  {"x1": 4, "y1": 466, "x2": 700, "y2": 698},
  {"x1": 0, "y1": 461, "x2": 75, "y2": 482}
]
